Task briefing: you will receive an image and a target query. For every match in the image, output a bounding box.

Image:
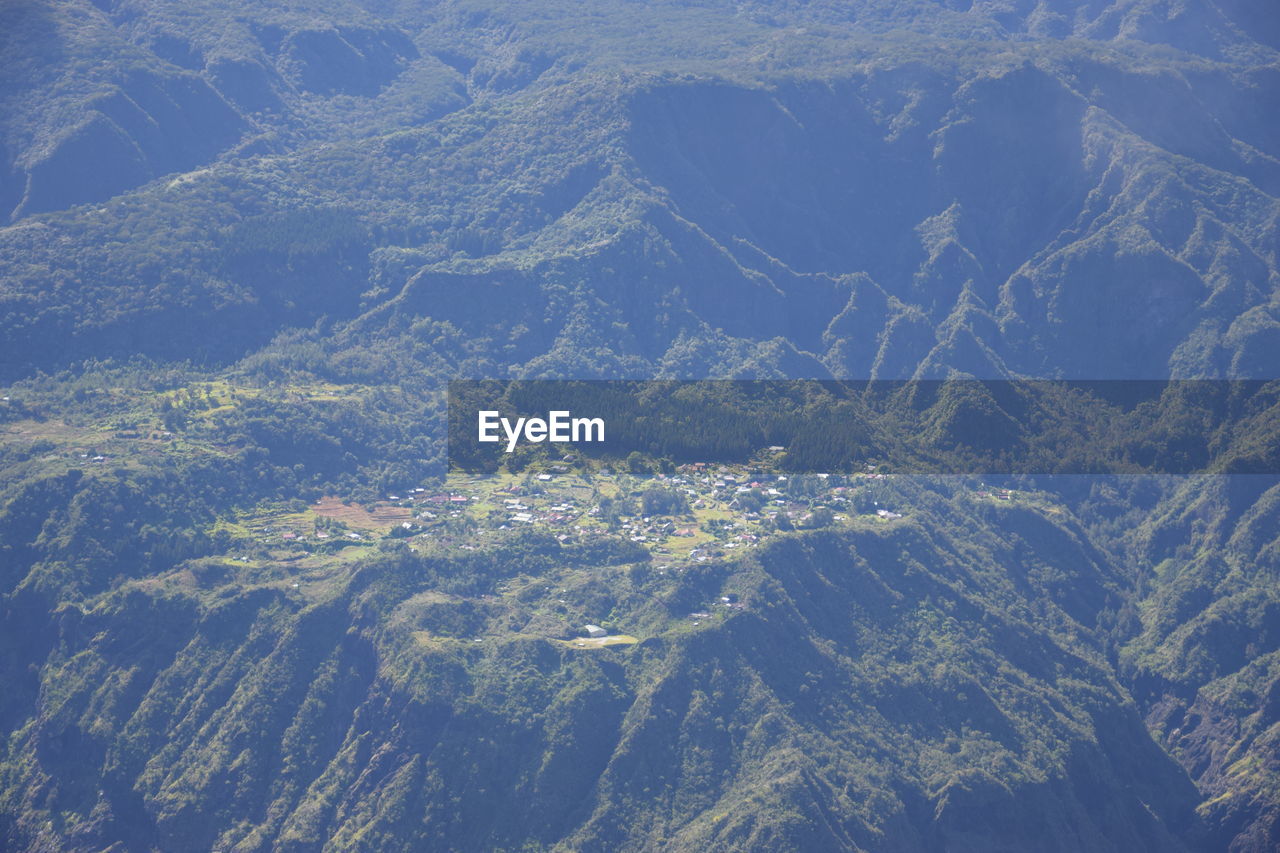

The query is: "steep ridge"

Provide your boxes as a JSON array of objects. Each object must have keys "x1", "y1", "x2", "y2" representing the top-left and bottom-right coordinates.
[
  {"x1": 3, "y1": 50, "x2": 1275, "y2": 380},
  {"x1": 623, "y1": 64, "x2": 1279, "y2": 379},
  {"x1": 1114, "y1": 475, "x2": 1280, "y2": 850},
  {"x1": 0, "y1": 481, "x2": 1211, "y2": 851}
]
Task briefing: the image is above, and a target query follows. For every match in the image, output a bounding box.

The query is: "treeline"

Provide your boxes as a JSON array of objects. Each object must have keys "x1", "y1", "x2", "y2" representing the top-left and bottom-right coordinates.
[{"x1": 0, "y1": 457, "x2": 276, "y2": 604}]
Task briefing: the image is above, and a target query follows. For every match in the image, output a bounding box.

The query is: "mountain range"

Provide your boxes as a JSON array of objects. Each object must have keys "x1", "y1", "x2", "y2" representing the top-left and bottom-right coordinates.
[{"x1": 1, "y1": 1, "x2": 1278, "y2": 850}]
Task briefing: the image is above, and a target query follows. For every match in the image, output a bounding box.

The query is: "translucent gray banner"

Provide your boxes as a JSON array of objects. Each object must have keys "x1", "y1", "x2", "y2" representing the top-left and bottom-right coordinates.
[{"x1": 448, "y1": 380, "x2": 1280, "y2": 475}]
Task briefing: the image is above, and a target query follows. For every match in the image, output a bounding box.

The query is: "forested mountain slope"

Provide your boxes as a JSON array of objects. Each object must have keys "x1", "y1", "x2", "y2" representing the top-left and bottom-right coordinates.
[
  {"x1": 0, "y1": 475, "x2": 1218, "y2": 852},
  {"x1": 1, "y1": 0, "x2": 1277, "y2": 381}
]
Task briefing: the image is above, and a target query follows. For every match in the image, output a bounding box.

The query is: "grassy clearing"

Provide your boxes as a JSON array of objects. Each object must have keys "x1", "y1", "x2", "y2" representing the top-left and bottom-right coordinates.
[
  {"x1": 558, "y1": 634, "x2": 639, "y2": 649},
  {"x1": 2, "y1": 419, "x2": 109, "y2": 445},
  {"x1": 313, "y1": 496, "x2": 412, "y2": 530},
  {"x1": 411, "y1": 630, "x2": 455, "y2": 650}
]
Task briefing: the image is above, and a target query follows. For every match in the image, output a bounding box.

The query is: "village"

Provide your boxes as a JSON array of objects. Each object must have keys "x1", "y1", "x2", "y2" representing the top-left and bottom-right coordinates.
[
  {"x1": 2, "y1": 391, "x2": 1023, "y2": 649},
  {"x1": 3, "y1": 389, "x2": 1025, "y2": 645},
  {"x1": 233, "y1": 449, "x2": 1020, "y2": 577}
]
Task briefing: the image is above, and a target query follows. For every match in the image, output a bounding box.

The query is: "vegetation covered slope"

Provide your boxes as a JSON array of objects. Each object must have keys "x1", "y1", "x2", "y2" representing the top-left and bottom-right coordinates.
[
  {"x1": 1115, "y1": 474, "x2": 1280, "y2": 850},
  {"x1": 0, "y1": 473, "x2": 1210, "y2": 851},
  {"x1": 1, "y1": 0, "x2": 1277, "y2": 381}
]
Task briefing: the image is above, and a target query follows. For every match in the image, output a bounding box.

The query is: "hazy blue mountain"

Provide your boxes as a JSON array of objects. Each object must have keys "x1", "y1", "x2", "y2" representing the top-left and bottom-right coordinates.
[{"x1": 2, "y1": 0, "x2": 1277, "y2": 382}]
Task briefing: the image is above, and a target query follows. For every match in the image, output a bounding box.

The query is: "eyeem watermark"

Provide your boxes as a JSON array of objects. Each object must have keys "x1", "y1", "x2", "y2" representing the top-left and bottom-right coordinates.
[
  {"x1": 477, "y1": 410, "x2": 605, "y2": 453},
  {"x1": 452, "y1": 379, "x2": 1280, "y2": 474}
]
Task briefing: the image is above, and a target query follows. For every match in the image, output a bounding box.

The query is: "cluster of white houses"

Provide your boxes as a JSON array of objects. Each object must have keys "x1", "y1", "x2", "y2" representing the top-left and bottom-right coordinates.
[{"x1": 253, "y1": 460, "x2": 1019, "y2": 559}]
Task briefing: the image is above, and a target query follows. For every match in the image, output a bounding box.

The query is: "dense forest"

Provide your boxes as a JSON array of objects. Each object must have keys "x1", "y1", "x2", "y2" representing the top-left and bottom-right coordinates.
[{"x1": 1, "y1": 0, "x2": 1279, "y2": 850}]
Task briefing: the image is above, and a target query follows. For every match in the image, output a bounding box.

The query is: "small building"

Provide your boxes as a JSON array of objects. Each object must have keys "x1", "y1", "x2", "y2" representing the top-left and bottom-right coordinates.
[{"x1": 584, "y1": 624, "x2": 607, "y2": 638}]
